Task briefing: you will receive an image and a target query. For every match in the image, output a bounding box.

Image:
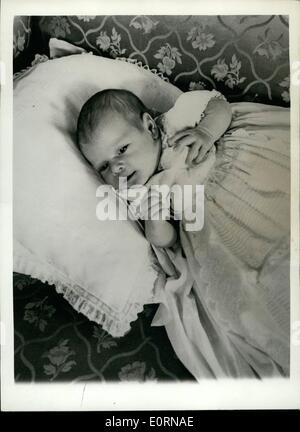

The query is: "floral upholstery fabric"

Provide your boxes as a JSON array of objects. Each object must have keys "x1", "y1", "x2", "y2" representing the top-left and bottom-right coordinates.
[
  {"x1": 23, "y1": 15, "x2": 291, "y2": 106},
  {"x1": 13, "y1": 16, "x2": 32, "y2": 73},
  {"x1": 14, "y1": 273, "x2": 194, "y2": 382}
]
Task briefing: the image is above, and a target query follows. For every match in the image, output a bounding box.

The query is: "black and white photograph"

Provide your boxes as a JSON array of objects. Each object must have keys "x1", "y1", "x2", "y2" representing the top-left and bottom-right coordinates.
[{"x1": 1, "y1": 0, "x2": 300, "y2": 411}]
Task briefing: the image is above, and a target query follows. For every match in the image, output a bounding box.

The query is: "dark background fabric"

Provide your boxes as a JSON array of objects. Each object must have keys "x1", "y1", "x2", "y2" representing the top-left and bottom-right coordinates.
[
  {"x1": 14, "y1": 273, "x2": 195, "y2": 382},
  {"x1": 14, "y1": 15, "x2": 290, "y2": 106}
]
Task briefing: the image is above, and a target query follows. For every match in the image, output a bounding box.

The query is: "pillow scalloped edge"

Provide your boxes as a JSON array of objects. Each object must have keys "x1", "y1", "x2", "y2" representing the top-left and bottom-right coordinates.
[
  {"x1": 13, "y1": 52, "x2": 170, "y2": 87},
  {"x1": 115, "y1": 56, "x2": 169, "y2": 82},
  {"x1": 14, "y1": 250, "x2": 160, "y2": 338}
]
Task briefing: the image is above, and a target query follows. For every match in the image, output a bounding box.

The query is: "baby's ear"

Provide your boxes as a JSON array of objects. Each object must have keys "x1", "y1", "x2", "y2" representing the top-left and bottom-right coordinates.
[{"x1": 142, "y1": 112, "x2": 159, "y2": 139}]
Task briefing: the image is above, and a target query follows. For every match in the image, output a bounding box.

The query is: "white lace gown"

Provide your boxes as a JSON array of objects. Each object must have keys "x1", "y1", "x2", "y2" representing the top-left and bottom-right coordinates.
[{"x1": 152, "y1": 101, "x2": 290, "y2": 379}]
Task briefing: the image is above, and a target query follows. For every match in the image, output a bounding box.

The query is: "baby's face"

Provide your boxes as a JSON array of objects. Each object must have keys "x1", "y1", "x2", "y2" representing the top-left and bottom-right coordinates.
[{"x1": 82, "y1": 113, "x2": 161, "y2": 189}]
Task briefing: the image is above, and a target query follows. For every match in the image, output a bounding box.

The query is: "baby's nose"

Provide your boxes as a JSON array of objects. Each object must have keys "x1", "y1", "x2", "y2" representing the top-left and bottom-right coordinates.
[{"x1": 111, "y1": 160, "x2": 125, "y2": 176}]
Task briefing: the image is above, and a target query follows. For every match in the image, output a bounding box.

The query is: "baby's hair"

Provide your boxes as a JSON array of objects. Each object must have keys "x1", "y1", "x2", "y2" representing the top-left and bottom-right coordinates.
[{"x1": 77, "y1": 89, "x2": 151, "y2": 150}]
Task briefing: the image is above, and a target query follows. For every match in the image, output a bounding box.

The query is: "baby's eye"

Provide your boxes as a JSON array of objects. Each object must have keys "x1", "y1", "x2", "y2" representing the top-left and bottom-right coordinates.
[{"x1": 118, "y1": 144, "x2": 129, "y2": 155}]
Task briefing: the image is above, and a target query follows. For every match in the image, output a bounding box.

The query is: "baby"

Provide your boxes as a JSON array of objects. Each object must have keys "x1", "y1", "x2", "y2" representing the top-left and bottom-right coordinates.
[{"x1": 77, "y1": 89, "x2": 232, "y2": 247}]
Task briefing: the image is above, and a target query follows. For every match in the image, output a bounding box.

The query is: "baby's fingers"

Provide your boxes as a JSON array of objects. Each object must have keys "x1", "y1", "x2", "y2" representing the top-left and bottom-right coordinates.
[
  {"x1": 186, "y1": 142, "x2": 202, "y2": 166},
  {"x1": 168, "y1": 129, "x2": 194, "y2": 146},
  {"x1": 173, "y1": 134, "x2": 196, "y2": 149},
  {"x1": 194, "y1": 142, "x2": 212, "y2": 163}
]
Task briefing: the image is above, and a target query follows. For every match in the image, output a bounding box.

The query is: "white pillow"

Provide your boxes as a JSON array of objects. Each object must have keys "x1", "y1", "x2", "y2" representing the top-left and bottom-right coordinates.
[{"x1": 13, "y1": 53, "x2": 182, "y2": 336}]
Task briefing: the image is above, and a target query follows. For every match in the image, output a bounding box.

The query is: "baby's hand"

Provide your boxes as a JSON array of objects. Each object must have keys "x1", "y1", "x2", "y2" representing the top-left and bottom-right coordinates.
[{"x1": 168, "y1": 127, "x2": 214, "y2": 166}]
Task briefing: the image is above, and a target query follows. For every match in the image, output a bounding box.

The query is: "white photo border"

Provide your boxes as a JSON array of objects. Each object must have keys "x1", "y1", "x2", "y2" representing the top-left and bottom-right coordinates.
[{"x1": 1, "y1": 0, "x2": 300, "y2": 411}]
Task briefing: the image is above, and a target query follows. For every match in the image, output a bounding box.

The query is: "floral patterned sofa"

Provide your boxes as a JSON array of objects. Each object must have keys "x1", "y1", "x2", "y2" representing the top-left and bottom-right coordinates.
[
  {"x1": 14, "y1": 15, "x2": 290, "y2": 105},
  {"x1": 13, "y1": 15, "x2": 290, "y2": 383}
]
